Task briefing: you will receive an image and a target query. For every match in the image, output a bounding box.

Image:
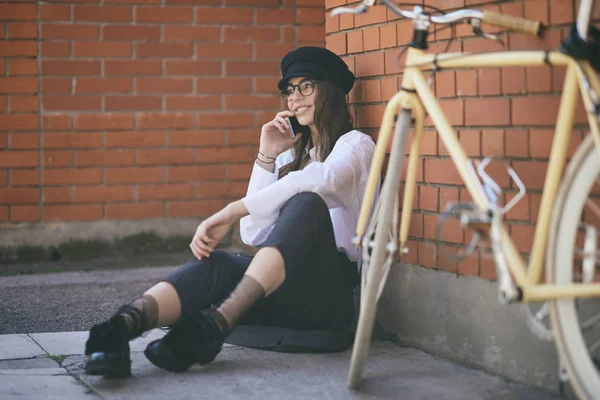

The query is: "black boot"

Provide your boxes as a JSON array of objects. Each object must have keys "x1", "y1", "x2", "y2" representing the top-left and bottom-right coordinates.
[
  {"x1": 84, "y1": 310, "x2": 135, "y2": 378},
  {"x1": 144, "y1": 309, "x2": 225, "y2": 372}
]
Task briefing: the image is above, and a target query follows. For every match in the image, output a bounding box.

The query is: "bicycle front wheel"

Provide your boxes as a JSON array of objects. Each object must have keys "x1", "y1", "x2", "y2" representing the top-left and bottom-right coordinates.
[
  {"x1": 547, "y1": 134, "x2": 600, "y2": 399},
  {"x1": 347, "y1": 108, "x2": 411, "y2": 389}
]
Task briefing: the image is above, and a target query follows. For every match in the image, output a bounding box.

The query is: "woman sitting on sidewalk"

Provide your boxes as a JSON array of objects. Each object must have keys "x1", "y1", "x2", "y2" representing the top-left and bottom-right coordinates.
[{"x1": 83, "y1": 46, "x2": 376, "y2": 377}]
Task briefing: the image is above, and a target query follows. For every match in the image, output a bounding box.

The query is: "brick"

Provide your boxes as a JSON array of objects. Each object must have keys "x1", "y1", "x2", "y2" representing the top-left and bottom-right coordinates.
[
  {"x1": 73, "y1": 5, "x2": 132, "y2": 22},
  {"x1": 297, "y1": 7, "x2": 324, "y2": 24},
  {"x1": 550, "y1": 0, "x2": 574, "y2": 24},
  {"x1": 74, "y1": 185, "x2": 134, "y2": 203},
  {"x1": 256, "y1": 8, "x2": 295, "y2": 24},
  {"x1": 526, "y1": 66, "x2": 552, "y2": 93},
  {"x1": 11, "y1": 169, "x2": 39, "y2": 186},
  {"x1": 8, "y1": 59, "x2": 38, "y2": 76},
  {"x1": 40, "y1": 134, "x2": 86, "y2": 153},
  {"x1": 106, "y1": 0, "x2": 161, "y2": 3},
  {"x1": 42, "y1": 23, "x2": 100, "y2": 40},
  {"x1": 165, "y1": 61, "x2": 221, "y2": 76},
  {"x1": 43, "y1": 168, "x2": 103, "y2": 185},
  {"x1": 418, "y1": 241, "x2": 437, "y2": 268},
  {"x1": 105, "y1": 95, "x2": 162, "y2": 111},
  {"x1": 0, "y1": 115, "x2": 39, "y2": 131},
  {"x1": 505, "y1": 191, "x2": 529, "y2": 221},
  {"x1": 43, "y1": 95, "x2": 101, "y2": 111},
  {"x1": 481, "y1": 129, "x2": 504, "y2": 157},
  {"x1": 11, "y1": 205, "x2": 40, "y2": 223},
  {"x1": 73, "y1": 41, "x2": 132, "y2": 57},
  {"x1": 326, "y1": 14, "x2": 339, "y2": 34},
  {"x1": 10, "y1": 95, "x2": 38, "y2": 112},
  {"x1": 40, "y1": 5, "x2": 71, "y2": 21},
  {"x1": 166, "y1": 95, "x2": 221, "y2": 111},
  {"x1": 226, "y1": 128, "x2": 260, "y2": 145},
  {"x1": 459, "y1": 129, "x2": 481, "y2": 157},
  {"x1": 502, "y1": 67, "x2": 526, "y2": 95},
  {"x1": 75, "y1": 78, "x2": 131, "y2": 94},
  {"x1": 42, "y1": 60, "x2": 101, "y2": 76},
  {"x1": 347, "y1": 30, "x2": 363, "y2": 54},
  {"x1": 425, "y1": 99, "x2": 464, "y2": 127},
  {"x1": 196, "y1": 78, "x2": 252, "y2": 93},
  {"x1": 167, "y1": 200, "x2": 223, "y2": 217},
  {"x1": 74, "y1": 114, "x2": 134, "y2": 130},
  {"x1": 356, "y1": 104, "x2": 384, "y2": 128},
  {"x1": 163, "y1": 26, "x2": 220, "y2": 41},
  {"x1": 104, "y1": 60, "x2": 161, "y2": 76},
  {"x1": 254, "y1": 43, "x2": 294, "y2": 60},
  {"x1": 196, "y1": 181, "x2": 247, "y2": 198},
  {"x1": 74, "y1": 150, "x2": 134, "y2": 167},
  {"x1": 281, "y1": 26, "x2": 295, "y2": 42},
  {"x1": 103, "y1": 25, "x2": 161, "y2": 41},
  {"x1": 435, "y1": 71, "x2": 455, "y2": 98},
  {"x1": 529, "y1": 128, "x2": 553, "y2": 158},
  {"x1": 509, "y1": 29, "x2": 561, "y2": 50},
  {"x1": 524, "y1": 0, "x2": 549, "y2": 25},
  {"x1": 379, "y1": 24, "x2": 397, "y2": 49},
  {"x1": 227, "y1": 0, "x2": 281, "y2": 6},
  {"x1": 224, "y1": 26, "x2": 279, "y2": 42},
  {"x1": 0, "y1": 188, "x2": 40, "y2": 204},
  {"x1": 0, "y1": 41, "x2": 37, "y2": 57},
  {"x1": 478, "y1": 68, "x2": 501, "y2": 95},
  {"x1": 42, "y1": 187, "x2": 72, "y2": 203},
  {"x1": 363, "y1": 27, "x2": 379, "y2": 51},
  {"x1": 196, "y1": 7, "x2": 253, "y2": 24},
  {"x1": 504, "y1": 129, "x2": 529, "y2": 158},
  {"x1": 356, "y1": 52, "x2": 384, "y2": 77},
  {"x1": 166, "y1": 165, "x2": 222, "y2": 182},
  {"x1": 136, "y1": 78, "x2": 193, "y2": 93},
  {"x1": 512, "y1": 96, "x2": 560, "y2": 126},
  {"x1": 511, "y1": 223, "x2": 536, "y2": 253},
  {"x1": 354, "y1": 4, "x2": 387, "y2": 27},
  {"x1": 226, "y1": 164, "x2": 252, "y2": 181},
  {"x1": 7, "y1": 22, "x2": 37, "y2": 39},
  {"x1": 106, "y1": 202, "x2": 164, "y2": 220},
  {"x1": 0, "y1": 78, "x2": 37, "y2": 94},
  {"x1": 226, "y1": 61, "x2": 279, "y2": 76},
  {"x1": 326, "y1": 33, "x2": 346, "y2": 55},
  {"x1": 455, "y1": 70, "x2": 477, "y2": 96},
  {"x1": 41, "y1": 42, "x2": 70, "y2": 57},
  {"x1": 105, "y1": 167, "x2": 163, "y2": 184},
  {"x1": 105, "y1": 131, "x2": 164, "y2": 148},
  {"x1": 298, "y1": 25, "x2": 325, "y2": 42},
  {"x1": 197, "y1": 113, "x2": 254, "y2": 128},
  {"x1": 465, "y1": 98, "x2": 509, "y2": 126},
  {"x1": 167, "y1": 131, "x2": 223, "y2": 147},
  {"x1": 381, "y1": 76, "x2": 399, "y2": 101},
  {"x1": 195, "y1": 146, "x2": 256, "y2": 163},
  {"x1": 0, "y1": 4, "x2": 36, "y2": 21},
  {"x1": 44, "y1": 204, "x2": 103, "y2": 222},
  {"x1": 362, "y1": 79, "x2": 381, "y2": 103},
  {"x1": 424, "y1": 159, "x2": 462, "y2": 185},
  {"x1": 136, "y1": 43, "x2": 192, "y2": 58},
  {"x1": 383, "y1": 49, "x2": 404, "y2": 75},
  {"x1": 339, "y1": 13, "x2": 354, "y2": 30},
  {"x1": 419, "y1": 185, "x2": 438, "y2": 211},
  {"x1": 43, "y1": 115, "x2": 71, "y2": 131},
  {"x1": 225, "y1": 94, "x2": 280, "y2": 110},
  {"x1": 138, "y1": 183, "x2": 195, "y2": 201},
  {"x1": 136, "y1": 113, "x2": 195, "y2": 129},
  {"x1": 135, "y1": 7, "x2": 193, "y2": 23},
  {"x1": 43, "y1": 151, "x2": 72, "y2": 167},
  {"x1": 136, "y1": 149, "x2": 195, "y2": 165}
]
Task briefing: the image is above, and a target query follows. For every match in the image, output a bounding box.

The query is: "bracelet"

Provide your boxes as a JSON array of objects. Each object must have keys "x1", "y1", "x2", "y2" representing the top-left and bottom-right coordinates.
[
  {"x1": 258, "y1": 151, "x2": 276, "y2": 160},
  {"x1": 255, "y1": 155, "x2": 276, "y2": 164}
]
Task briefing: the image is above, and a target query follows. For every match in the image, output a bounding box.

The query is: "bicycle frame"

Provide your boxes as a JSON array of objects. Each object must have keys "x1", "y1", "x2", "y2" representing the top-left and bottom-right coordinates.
[{"x1": 357, "y1": 47, "x2": 600, "y2": 303}]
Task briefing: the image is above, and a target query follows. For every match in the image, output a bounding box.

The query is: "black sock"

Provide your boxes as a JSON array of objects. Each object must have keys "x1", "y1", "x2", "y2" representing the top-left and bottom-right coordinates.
[
  {"x1": 115, "y1": 294, "x2": 159, "y2": 340},
  {"x1": 215, "y1": 275, "x2": 265, "y2": 334}
]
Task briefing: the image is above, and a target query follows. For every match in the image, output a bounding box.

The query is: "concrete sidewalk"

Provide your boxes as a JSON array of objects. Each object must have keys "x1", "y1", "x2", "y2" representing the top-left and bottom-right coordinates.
[{"x1": 0, "y1": 330, "x2": 560, "y2": 400}]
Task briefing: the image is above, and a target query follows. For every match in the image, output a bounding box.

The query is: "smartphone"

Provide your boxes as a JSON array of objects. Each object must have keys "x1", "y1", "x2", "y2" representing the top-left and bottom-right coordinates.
[{"x1": 285, "y1": 116, "x2": 296, "y2": 139}]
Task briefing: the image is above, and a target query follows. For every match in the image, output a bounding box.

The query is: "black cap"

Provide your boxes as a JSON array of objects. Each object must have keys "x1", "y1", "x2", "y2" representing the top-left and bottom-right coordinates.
[{"x1": 277, "y1": 46, "x2": 355, "y2": 94}]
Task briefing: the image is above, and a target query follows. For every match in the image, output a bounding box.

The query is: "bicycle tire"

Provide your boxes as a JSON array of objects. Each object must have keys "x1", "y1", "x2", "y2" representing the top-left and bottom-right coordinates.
[
  {"x1": 547, "y1": 134, "x2": 600, "y2": 400},
  {"x1": 347, "y1": 108, "x2": 411, "y2": 389}
]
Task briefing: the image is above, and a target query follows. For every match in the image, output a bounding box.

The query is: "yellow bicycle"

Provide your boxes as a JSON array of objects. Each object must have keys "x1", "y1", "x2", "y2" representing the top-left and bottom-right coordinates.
[{"x1": 331, "y1": 0, "x2": 600, "y2": 398}]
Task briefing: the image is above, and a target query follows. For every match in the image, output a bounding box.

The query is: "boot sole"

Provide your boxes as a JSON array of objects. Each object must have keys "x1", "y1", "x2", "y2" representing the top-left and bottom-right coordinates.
[{"x1": 84, "y1": 353, "x2": 131, "y2": 378}]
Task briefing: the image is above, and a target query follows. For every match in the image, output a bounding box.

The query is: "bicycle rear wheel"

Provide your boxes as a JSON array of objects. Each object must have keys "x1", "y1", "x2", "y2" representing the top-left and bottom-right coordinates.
[
  {"x1": 547, "y1": 134, "x2": 600, "y2": 399},
  {"x1": 347, "y1": 108, "x2": 411, "y2": 389}
]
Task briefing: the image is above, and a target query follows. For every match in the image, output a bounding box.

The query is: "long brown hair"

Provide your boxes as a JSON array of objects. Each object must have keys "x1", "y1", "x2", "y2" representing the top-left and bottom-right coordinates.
[{"x1": 278, "y1": 79, "x2": 353, "y2": 179}]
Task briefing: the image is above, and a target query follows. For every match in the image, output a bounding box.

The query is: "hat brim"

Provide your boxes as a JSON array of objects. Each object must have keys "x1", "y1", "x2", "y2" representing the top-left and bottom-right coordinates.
[{"x1": 277, "y1": 72, "x2": 327, "y2": 91}]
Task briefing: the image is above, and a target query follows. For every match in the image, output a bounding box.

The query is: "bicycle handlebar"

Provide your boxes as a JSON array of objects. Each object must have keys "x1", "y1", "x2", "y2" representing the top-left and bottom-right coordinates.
[{"x1": 331, "y1": 0, "x2": 543, "y2": 36}]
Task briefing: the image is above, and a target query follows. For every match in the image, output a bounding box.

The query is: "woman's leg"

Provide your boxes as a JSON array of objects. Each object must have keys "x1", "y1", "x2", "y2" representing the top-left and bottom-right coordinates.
[{"x1": 84, "y1": 250, "x2": 252, "y2": 376}]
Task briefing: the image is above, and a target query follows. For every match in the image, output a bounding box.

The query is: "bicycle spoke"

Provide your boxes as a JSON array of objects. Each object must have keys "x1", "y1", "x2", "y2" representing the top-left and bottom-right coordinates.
[
  {"x1": 586, "y1": 198, "x2": 600, "y2": 220},
  {"x1": 581, "y1": 311, "x2": 600, "y2": 331}
]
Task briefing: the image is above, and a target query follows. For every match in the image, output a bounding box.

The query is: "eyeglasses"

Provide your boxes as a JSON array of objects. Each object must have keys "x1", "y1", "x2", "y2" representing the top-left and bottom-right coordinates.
[{"x1": 281, "y1": 79, "x2": 317, "y2": 101}]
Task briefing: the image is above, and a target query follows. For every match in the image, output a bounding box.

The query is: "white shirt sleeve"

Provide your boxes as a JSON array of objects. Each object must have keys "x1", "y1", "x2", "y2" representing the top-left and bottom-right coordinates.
[{"x1": 240, "y1": 132, "x2": 375, "y2": 246}]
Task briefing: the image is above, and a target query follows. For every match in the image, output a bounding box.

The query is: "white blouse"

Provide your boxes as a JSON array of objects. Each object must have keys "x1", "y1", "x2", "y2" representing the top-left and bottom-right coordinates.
[{"x1": 240, "y1": 129, "x2": 378, "y2": 270}]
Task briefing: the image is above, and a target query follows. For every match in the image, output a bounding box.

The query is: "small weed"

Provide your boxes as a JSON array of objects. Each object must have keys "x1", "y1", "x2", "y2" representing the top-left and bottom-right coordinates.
[{"x1": 47, "y1": 354, "x2": 68, "y2": 365}]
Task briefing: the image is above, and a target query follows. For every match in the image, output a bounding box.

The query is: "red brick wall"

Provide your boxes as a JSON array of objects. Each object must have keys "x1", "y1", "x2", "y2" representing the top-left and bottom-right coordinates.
[
  {"x1": 326, "y1": 0, "x2": 598, "y2": 279},
  {"x1": 1, "y1": 0, "x2": 325, "y2": 224}
]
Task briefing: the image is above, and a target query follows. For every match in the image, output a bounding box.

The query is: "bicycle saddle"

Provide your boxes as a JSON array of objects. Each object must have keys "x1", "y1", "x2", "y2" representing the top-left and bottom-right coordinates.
[{"x1": 560, "y1": 23, "x2": 600, "y2": 72}]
